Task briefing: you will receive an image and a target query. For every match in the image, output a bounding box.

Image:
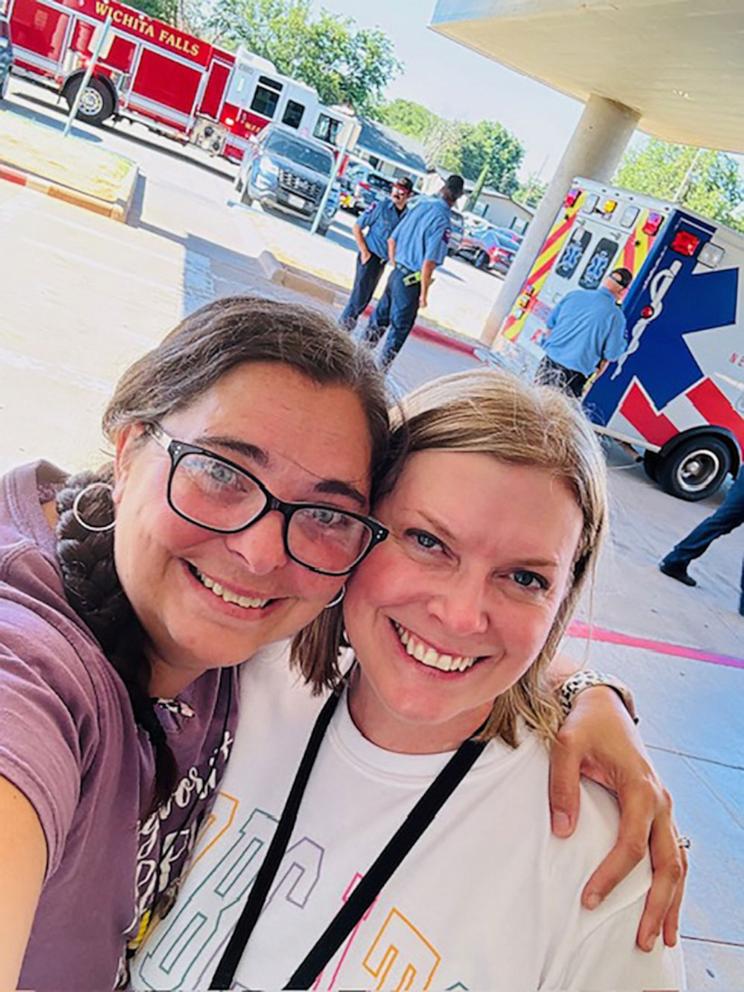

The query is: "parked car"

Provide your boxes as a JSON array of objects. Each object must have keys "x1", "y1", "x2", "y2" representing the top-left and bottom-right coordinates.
[
  {"x1": 0, "y1": 16, "x2": 13, "y2": 101},
  {"x1": 338, "y1": 161, "x2": 368, "y2": 210},
  {"x1": 447, "y1": 208, "x2": 464, "y2": 255},
  {"x1": 463, "y1": 215, "x2": 524, "y2": 245},
  {"x1": 493, "y1": 225, "x2": 524, "y2": 248},
  {"x1": 339, "y1": 164, "x2": 393, "y2": 214},
  {"x1": 456, "y1": 224, "x2": 520, "y2": 275},
  {"x1": 235, "y1": 124, "x2": 339, "y2": 236}
]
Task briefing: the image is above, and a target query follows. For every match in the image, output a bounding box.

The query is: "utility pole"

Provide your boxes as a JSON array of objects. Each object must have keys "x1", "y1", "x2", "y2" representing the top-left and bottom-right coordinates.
[
  {"x1": 672, "y1": 146, "x2": 706, "y2": 204},
  {"x1": 311, "y1": 116, "x2": 360, "y2": 236},
  {"x1": 466, "y1": 161, "x2": 489, "y2": 213}
]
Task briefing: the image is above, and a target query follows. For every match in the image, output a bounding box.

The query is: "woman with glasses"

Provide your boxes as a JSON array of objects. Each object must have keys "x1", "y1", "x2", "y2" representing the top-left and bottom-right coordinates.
[
  {"x1": 0, "y1": 297, "x2": 682, "y2": 990},
  {"x1": 0, "y1": 296, "x2": 389, "y2": 990},
  {"x1": 131, "y1": 369, "x2": 684, "y2": 991}
]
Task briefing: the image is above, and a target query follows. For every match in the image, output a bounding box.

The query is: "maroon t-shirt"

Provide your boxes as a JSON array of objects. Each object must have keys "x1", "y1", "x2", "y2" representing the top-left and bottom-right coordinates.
[{"x1": 0, "y1": 462, "x2": 238, "y2": 989}]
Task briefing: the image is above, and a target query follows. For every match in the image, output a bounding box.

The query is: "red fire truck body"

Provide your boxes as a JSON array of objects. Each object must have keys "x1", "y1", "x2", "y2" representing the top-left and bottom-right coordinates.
[{"x1": 5, "y1": 0, "x2": 350, "y2": 161}]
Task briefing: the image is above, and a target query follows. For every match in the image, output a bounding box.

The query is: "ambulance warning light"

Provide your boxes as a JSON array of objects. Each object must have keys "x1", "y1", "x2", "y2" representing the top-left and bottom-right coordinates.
[
  {"x1": 670, "y1": 231, "x2": 700, "y2": 256},
  {"x1": 642, "y1": 212, "x2": 663, "y2": 236},
  {"x1": 565, "y1": 188, "x2": 581, "y2": 207}
]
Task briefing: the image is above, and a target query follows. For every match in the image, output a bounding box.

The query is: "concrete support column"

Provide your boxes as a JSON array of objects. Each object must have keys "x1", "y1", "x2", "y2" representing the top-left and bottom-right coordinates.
[{"x1": 482, "y1": 93, "x2": 641, "y2": 345}]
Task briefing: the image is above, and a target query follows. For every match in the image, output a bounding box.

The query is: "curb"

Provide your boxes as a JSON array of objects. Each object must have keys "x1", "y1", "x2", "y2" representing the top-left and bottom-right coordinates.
[
  {"x1": 257, "y1": 249, "x2": 345, "y2": 307},
  {"x1": 0, "y1": 161, "x2": 139, "y2": 223},
  {"x1": 256, "y1": 248, "x2": 480, "y2": 358}
]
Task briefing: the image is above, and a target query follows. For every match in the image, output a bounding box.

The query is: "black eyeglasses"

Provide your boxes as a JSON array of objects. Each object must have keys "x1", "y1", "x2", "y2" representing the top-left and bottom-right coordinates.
[{"x1": 149, "y1": 425, "x2": 388, "y2": 576}]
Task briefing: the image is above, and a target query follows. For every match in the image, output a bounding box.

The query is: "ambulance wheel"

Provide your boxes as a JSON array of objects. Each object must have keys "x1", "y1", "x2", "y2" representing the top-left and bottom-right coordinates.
[
  {"x1": 65, "y1": 76, "x2": 114, "y2": 125},
  {"x1": 642, "y1": 450, "x2": 660, "y2": 482},
  {"x1": 657, "y1": 435, "x2": 731, "y2": 501}
]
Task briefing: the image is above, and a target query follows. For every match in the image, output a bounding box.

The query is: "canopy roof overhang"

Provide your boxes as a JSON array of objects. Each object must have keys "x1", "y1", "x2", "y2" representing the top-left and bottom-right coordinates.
[{"x1": 430, "y1": 0, "x2": 744, "y2": 153}]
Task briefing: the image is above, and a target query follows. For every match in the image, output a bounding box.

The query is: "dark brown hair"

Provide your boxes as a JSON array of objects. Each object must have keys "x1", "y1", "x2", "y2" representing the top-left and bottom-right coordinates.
[{"x1": 56, "y1": 296, "x2": 390, "y2": 802}]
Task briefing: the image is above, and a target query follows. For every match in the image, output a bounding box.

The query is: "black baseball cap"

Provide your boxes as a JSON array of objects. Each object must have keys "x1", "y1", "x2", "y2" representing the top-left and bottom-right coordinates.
[
  {"x1": 444, "y1": 174, "x2": 465, "y2": 198},
  {"x1": 610, "y1": 267, "x2": 633, "y2": 288},
  {"x1": 393, "y1": 177, "x2": 414, "y2": 192}
]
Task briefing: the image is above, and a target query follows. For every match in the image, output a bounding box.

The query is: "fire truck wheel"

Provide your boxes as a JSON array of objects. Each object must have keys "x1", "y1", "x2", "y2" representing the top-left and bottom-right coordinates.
[
  {"x1": 657, "y1": 435, "x2": 732, "y2": 501},
  {"x1": 642, "y1": 450, "x2": 660, "y2": 482},
  {"x1": 65, "y1": 76, "x2": 114, "y2": 125}
]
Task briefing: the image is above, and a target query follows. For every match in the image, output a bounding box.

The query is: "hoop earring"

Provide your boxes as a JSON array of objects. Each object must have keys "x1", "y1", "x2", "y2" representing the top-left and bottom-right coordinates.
[
  {"x1": 72, "y1": 482, "x2": 116, "y2": 533},
  {"x1": 324, "y1": 584, "x2": 346, "y2": 609}
]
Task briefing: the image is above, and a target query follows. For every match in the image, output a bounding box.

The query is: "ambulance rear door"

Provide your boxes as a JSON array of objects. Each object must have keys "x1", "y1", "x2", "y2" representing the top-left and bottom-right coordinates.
[{"x1": 495, "y1": 178, "x2": 670, "y2": 374}]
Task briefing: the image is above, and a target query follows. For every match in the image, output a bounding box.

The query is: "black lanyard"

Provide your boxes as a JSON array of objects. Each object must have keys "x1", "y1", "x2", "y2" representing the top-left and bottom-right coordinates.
[{"x1": 210, "y1": 683, "x2": 486, "y2": 990}]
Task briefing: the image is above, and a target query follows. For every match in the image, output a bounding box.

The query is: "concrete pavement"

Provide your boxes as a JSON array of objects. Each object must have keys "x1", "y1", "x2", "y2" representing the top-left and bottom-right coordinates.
[{"x1": 0, "y1": 81, "x2": 742, "y2": 987}]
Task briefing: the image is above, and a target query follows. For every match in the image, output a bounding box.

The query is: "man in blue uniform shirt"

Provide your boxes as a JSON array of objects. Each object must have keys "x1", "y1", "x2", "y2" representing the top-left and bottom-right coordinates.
[
  {"x1": 362, "y1": 174, "x2": 464, "y2": 369},
  {"x1": 534, "y1": 267, "x2": 632, "y2": 397},
  {"x1": 339, "y1": 177, "x2": 414, "y2": 331}
]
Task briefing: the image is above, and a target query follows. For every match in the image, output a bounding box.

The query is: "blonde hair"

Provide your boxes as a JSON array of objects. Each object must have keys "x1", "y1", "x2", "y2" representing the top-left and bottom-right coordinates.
[{"x1": 292, "y1": 368, "x2": 608, "y2": 746}]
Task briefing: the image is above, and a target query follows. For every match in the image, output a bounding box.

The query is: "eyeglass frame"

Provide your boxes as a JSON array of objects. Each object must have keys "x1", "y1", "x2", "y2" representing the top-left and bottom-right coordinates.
[{"x1": 147, "y1": 423, "x2": 389, "y2": 577}]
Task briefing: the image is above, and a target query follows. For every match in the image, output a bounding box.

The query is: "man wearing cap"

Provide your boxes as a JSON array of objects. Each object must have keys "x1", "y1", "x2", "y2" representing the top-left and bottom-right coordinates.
[
  {"x1": 338, "y1": 177, "x2": 414, "y2": 332},
  {"x1": 362, "y1": 174, "x2": 465, "y2": 369},
  {"x1": 535, "y1": 267, "x2": 633, "y2": 398}
]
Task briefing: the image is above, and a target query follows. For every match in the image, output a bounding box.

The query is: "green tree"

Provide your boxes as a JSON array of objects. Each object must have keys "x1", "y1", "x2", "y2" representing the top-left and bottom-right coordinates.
[
  {"x1": 201, "y1": 0, "x2": 400, "y2": 114},
  {"x1": 457, "y1": 120, "x2": 523, "y2": 197},
  {"x1": 130, "y1": 0, "x2": 198, "y2": 31},
  {"x1": 514, "y1": 174, "x2": 547, "y2": 210},
  {"x1": 376, "y1": 99, "x2": 439, "y2": 141},
  {"x1": 426, "y1": 119, "x2": 468, "y2": 172},
  {"x1": 615, "y1": 139, "x2": 744, "y2": 233}
]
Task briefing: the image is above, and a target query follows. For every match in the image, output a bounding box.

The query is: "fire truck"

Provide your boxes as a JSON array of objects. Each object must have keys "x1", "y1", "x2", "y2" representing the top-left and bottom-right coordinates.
[
  {"x1": 3, "y1": 0, "x2": 353, "y2": 161},
  {"x1": 492, "y1": 176, "x2": 744, "y2": 501}
]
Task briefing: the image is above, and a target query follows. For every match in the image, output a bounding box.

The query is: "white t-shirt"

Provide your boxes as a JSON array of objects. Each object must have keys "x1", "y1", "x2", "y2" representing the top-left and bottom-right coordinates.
[{"x1": 131, "y1": 643, "x2": 684, "y2": 991}]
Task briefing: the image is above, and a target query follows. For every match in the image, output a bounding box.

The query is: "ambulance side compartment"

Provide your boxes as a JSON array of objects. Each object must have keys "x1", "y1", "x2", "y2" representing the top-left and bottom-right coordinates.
[{"x1": 588, "y1": 210, "x2": 744, "y2": 501}]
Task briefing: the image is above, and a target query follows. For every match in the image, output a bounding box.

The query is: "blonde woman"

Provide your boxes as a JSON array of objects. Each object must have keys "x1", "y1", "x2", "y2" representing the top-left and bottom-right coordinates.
[{"x1": 131, "y1": 370, "x2": 684, "y2": 991}]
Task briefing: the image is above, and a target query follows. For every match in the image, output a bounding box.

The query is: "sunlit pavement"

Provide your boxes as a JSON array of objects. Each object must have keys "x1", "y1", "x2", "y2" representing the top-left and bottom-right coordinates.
[{"x1": 1, "y1": 78, "x2": 742, "y2": 986}]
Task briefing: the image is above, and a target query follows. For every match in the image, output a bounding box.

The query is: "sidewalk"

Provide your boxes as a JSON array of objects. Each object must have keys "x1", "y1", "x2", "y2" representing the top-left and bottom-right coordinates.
[
  {"x1": 0, "y1": 107, "x2": 138, "y2": 220},
  {"x1": 229, "y1": 198, "x2": 492, "y2": 356}
]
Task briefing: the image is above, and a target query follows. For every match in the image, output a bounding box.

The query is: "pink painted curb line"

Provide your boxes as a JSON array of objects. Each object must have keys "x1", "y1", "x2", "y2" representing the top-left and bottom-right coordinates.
[
  {"x1": 360, "y1": 304, "x2": 479, "y2": 357},
  {"x1": 568, "y1": 620, "x2": 744, "y2": 671},
  {"x1": 0, "y1": 162, "x2": 30, "y2": 187},
  {"x1": 411, "y1": 322, "x2": 478, "y2": 356}
]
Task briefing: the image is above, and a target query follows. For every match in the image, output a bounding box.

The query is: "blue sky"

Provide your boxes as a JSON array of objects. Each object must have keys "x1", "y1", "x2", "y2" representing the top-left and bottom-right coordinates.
[
  {"x1": 311, "y1": 0, "x2": 587, "y2": 180},
  {"x1": 311, "y1": 0, "x2": 743, "y2": 185}
]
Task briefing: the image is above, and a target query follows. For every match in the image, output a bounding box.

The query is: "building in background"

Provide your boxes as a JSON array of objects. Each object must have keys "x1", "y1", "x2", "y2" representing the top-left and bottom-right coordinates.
[
  {"x1": 352, "y1": 118, "x2": 428, "y2": 184},
  {"x1": 420, "y1": 168, "x2": 532, "y2": 232}
]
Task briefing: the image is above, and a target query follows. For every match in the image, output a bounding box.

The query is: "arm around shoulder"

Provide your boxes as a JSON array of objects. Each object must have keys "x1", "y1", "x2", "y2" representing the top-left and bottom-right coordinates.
[{"x1": 0, "y1": 775, "x2": 46, "y2": 990}]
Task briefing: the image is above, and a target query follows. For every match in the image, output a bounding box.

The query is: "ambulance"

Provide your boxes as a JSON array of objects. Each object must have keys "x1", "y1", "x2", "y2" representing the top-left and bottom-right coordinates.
[
  {"x1": 493, "y1": 177, "x2": 744, "y2": 501},
  {"x1": 2, "y1": 0, "x2": 353, "y2": 161}
]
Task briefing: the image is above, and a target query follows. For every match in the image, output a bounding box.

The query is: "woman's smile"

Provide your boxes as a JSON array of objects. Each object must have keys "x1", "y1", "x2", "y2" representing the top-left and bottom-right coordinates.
[
  {"x1": 183, "y1": 561, "x2": 283, "y2": 616},
  {"x1": 390, "y1": 619, "x2": 486, "y2": 675}
]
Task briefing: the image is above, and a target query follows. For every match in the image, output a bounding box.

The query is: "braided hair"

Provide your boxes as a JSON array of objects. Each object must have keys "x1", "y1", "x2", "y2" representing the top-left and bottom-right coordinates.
[
  {"x1": 55, "y1": 469, "x2": 176, "y2": 804},
  {"x1": 50, "y1": 295, "x2": 390, "y2": 805}
]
